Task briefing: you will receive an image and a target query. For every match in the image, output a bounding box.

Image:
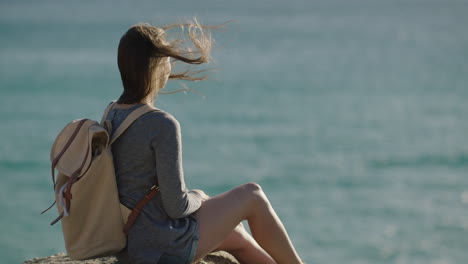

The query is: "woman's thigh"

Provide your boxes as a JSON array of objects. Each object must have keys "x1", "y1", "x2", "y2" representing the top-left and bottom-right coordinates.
[{"x1": 192, "y1": 183, "x2": 261, "y2": 261}]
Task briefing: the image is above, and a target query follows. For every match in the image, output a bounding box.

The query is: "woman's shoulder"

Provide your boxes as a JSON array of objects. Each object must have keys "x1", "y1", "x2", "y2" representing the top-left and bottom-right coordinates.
[{"x1": 137, "y1": 108, "x2": 180, "y2": 129}]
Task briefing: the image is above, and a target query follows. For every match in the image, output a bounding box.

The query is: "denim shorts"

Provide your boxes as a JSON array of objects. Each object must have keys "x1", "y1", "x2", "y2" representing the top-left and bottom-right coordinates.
[{"x1": 157, "y1": 230, "x2": 199, "y2": 264}]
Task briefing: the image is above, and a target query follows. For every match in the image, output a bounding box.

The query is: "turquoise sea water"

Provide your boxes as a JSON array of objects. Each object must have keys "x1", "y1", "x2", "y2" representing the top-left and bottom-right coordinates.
[{"x1": 1, "y1": 0, "x2": 468, "y2": 263}]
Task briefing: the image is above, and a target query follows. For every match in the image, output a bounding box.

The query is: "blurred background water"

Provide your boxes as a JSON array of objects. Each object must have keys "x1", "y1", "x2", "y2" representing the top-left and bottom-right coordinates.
[{"x1": 1, "y1": 0, "x2": 468, "y2": 263}]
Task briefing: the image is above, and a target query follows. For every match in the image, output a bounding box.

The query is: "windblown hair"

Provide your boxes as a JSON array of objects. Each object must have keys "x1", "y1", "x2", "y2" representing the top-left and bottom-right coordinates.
[{"x1": 117, "y1": 19, "x2": 217, "y2": 104}]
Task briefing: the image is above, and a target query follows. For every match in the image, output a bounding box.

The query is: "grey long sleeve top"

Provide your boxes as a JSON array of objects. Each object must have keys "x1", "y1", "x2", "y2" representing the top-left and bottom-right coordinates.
[{"x1": 106, "y1": 104, "x2": 203, "y2": 263}]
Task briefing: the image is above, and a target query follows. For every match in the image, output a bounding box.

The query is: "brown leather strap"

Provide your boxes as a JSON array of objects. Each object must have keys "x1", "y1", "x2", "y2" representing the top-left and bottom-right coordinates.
[
  {"x1": 40, "y1": 200, "x2": 56, "y2": 215},
  {"x1": 63, "y1": 148, "x2": 89, "y2": 211},
  {"x1": 43, "y1": 119, "x2": 88, "y2": 216},
  {"x1": 50, "y1": 211, "x2": 64, "y2": 225},
  {"x1": 123, "y1": 186, "x2": 160, "y2": 234},
  {"x1": 49, "y1": 144, "x2": 90, "y2": 225},
  {"x1": 51, "y1": 119, "x2": 88, "y2": 188}
]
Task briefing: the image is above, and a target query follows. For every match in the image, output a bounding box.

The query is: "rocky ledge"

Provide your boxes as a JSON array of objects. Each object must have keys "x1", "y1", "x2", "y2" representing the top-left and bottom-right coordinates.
[{"x1": 23, "y1": 251, "x2": 239, "y2": 264}]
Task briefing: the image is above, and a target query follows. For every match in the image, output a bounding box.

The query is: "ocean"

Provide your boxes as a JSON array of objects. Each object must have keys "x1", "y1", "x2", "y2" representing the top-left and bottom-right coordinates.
[{"x1": 1, "y1": 0, "x2": 467, "y2": 263}]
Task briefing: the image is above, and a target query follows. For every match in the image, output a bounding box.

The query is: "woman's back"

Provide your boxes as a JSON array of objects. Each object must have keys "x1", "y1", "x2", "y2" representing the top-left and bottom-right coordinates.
[{"x1": 107, "y1": 104, "x2": 202, "y2": 263}]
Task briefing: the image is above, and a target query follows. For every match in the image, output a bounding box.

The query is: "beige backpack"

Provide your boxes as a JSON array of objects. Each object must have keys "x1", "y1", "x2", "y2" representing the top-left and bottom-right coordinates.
[{"x1": 44, "y1": 102, "x2": 159, "y2": 260}]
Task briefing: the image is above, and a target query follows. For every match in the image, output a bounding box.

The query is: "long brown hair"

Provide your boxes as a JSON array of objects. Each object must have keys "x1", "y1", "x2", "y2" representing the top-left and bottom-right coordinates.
[{"x1": 117, "y1": 19, "x2": 218, "y2": 104}]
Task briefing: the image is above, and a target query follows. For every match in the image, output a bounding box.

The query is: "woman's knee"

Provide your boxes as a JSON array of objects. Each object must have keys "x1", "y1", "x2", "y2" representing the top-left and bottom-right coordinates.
[
  {"x1": 237, "y1": 182, "x2": 262, "y2": 196},
  {"x1": 237, "y1": 182, "x2": 269, "y2": 208}
]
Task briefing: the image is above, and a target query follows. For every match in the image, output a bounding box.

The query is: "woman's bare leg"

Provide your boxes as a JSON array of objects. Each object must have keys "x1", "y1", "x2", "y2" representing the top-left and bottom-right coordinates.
[
  {"x1": 214, "y1": 222, "x2": 275, "y2": 264},
  {"x1": 192, "y1": 183, "x2": 302, "y2": 264}
]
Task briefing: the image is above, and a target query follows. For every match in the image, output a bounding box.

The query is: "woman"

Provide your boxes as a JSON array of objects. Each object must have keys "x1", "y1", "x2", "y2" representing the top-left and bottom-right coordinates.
[{"x1": 108, "y1": 21, "x2": 304, "y2": 264}]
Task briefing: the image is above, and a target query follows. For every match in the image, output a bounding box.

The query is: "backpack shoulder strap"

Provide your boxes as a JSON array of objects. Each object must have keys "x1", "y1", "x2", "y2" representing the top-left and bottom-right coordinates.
[
  {"x1": 100, "y1": 101, "x2": 117, "y2": 125},
  {"x1": 109, "y1": 104, "x2": 159, "y2": 145}
]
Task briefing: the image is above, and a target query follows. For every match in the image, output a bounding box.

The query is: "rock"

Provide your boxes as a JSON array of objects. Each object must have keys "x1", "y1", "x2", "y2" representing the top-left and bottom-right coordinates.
[
  {"x1": 194, "y1": 251, "x2": 240, "y2": 264},
  {"x1": 23, "y1": 252, "x2": 239, "y2": 264}
]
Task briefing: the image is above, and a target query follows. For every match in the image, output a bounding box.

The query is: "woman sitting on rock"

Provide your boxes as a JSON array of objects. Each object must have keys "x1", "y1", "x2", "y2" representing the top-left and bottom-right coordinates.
[{"x1": 109, "y1": 20, "x2": 304, "y2": 264}]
